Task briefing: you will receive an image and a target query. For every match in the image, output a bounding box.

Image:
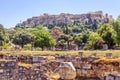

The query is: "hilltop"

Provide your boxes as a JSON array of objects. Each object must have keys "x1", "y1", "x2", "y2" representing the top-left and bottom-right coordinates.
[{"x1": 16, "y1": 11, "x2": 113, "y2": 28}]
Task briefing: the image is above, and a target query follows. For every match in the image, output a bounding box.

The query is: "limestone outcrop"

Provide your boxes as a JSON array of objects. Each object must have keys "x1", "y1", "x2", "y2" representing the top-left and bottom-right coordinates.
[{"x1": 16, "y1": 11, "x2": 113, "y2": 28}]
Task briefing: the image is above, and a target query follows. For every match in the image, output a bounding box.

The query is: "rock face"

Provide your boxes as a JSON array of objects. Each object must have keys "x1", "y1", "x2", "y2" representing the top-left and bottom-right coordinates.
[
  {"x1": 55, "y1": 62, "x2": 76, "y2": 80},
  {"x1": 16, "y1": 11, "x2": 113, "y2": 27}
]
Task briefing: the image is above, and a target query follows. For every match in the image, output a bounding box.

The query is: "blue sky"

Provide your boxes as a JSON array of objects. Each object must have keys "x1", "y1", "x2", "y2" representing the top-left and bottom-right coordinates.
[{"x1": 0, "y1": 0, "x2": 120, "y2": 28}]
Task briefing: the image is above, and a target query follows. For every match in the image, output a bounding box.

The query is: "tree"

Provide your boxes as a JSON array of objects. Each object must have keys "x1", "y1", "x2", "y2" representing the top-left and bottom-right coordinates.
[
  {"x1": 7, "y1": 28, "x2": 16, "y2": 40},
  {"x1": 57, "y1": 34, "x2": 73, "y2": 50},
  {"x1": 34, "y1": 29, "x2": 55, "y2": 51},
  {"x1": 94, "y1": 37, "x2": 104, "y2": 49},
  {"x1": 50, "y1": 26, "x2": 63, "y2": 41},
  {"x1": 74, "y1": 34, "x2": 83, "y2": 47},
  {"x1": 0, "y1": 24, "x2": 8, "y2": 47},
  {"x1": 88, "y1": 32, "x2": 100, "y2": 49},
  {"x1": 12, "y1": 31, "x2": 34, "y2": 48},
  {"x1": 62, "y1": 26, "x2": 72, "y2": 34},
  {"x1": 72, "y1": 25, "x2": 82, "y2": 33},
  {"x1": 112, "y1": 18, "x2": 120, "y2": 46},
  {"x1": 98, "y1": 23, "x2": 116, "y2": 49},
  {"x1": 80, "y1": 31, "x2": 90, "y2": 43}
]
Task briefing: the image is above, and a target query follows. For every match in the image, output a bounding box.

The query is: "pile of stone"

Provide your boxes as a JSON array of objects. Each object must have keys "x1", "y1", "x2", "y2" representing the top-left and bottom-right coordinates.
[
  {"x1": 0, "y1": 52, "x2": 119, "y2": 80},
  {"x1": 0, "y1": 60, "x2": 18, "y2": 80}
]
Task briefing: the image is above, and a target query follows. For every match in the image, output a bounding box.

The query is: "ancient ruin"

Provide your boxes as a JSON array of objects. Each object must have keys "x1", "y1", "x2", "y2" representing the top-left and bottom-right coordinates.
[{"x1": 0, "y1": 52, "x2": 119, "y2": 80}]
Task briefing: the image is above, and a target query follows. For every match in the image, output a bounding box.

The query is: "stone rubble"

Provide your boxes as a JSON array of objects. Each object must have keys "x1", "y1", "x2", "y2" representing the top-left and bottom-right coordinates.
[{"x1": 0, "y1": 52, "x2": 119, "y2": 80}]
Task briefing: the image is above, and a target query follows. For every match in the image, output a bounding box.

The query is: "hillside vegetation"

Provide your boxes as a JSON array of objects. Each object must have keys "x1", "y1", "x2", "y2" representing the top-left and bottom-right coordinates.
[{"x1": 1, "y1": 11, "x2": 120, "y2": 51}]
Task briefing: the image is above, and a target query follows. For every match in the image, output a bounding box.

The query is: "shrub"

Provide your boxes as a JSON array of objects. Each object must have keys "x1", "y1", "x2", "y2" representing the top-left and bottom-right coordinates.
[
  {"x1": 35, "y1": 47, "x2": 42, "y2": 51},
  {"x1": 24, "y1": 44, "x2": 32, "y2": 50},
  {"x1": 3, "y1": 43, "x2": 9, "y2": 50}
]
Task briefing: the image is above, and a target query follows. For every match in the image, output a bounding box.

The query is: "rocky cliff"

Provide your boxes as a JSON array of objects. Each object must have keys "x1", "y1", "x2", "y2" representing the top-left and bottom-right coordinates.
[{"x1": 16, "y1": 11, "x2": 113, "y2": 28}]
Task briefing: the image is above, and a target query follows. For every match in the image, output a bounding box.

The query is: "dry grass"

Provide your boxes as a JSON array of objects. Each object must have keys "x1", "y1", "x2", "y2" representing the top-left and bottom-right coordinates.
[
  {"x1": 18, "y1": 62, "x2": 32, "y2": 68},
  {"x1": 0, "y1": 50, "x2": 120, "y2": 57},
  {"x1": 48, "y1": 71, "x2": 60, "y2": 80},
  {"x1": 93, "y1": 57, "x2": 120, "y2": 63}
]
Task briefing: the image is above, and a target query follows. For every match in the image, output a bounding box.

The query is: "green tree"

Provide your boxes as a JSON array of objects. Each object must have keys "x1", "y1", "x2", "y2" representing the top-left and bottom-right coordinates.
[
  {"x1": 112, "y1": 18, "x2": 120, "y2": 46},
  {"x1": 72, "y1": 25, "x2": 82, "y2": 33},
  {"x1": 62, "y1": 26, "x2": 72, "y2": 34},
  {"x1": 0, "y1": 24, "x2": 8, "y2": 47},
  {"x1": 12, "y1": 31, "x2": 34, "y2": 48},
  {"x1": 74, "y1": 34, "x2": 83, "y2": 47},
  {"x1": 34, "y1": 29, "x2": 55, "y2": 51},
  {"x1": 88, "y1": 32, "x2": 100, "y2": 49},
  {"x1": 57, "y1": 34, "x2": 73, "y2": 50},
  {"x1": 7, "y1": 28, "x2": 16, "y2": 40},
  {"x1": 98, "y1": 23, "x2": 116, "y2": 49}
]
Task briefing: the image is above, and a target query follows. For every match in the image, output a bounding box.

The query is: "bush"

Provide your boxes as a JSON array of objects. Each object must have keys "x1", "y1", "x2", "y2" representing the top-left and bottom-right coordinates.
[
  {"x1": 83, "y1": 44, "x2": 92, "y2": 50},
  {"x1": 24, "y1": 44, "x2": 32, "y2": 50},
  {"x1": 3, "y1": 43, "x2": 9, "y2": 50},
  {"x1": 35, "y1": 47, "x2": 42, "y2": 51}
]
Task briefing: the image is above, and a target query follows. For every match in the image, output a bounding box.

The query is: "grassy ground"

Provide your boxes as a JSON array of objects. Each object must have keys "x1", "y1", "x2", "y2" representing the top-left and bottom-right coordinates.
[{"x1": 0, "y1": 50, "x2": 120, "y2": 57}]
